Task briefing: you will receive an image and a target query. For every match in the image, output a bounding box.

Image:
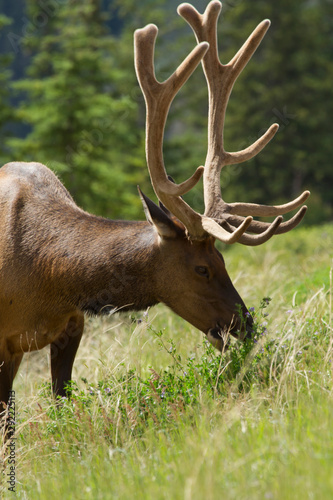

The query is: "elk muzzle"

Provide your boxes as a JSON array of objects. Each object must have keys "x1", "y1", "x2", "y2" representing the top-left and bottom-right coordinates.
[{"x1": 207, "y1": 311, "x2": 254, "y2": 352}]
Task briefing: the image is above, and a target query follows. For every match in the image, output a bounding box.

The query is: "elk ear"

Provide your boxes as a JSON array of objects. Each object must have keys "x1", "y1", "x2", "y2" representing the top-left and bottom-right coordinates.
[{"x1": 138, "y1": 187, "x2": 179, "y2": 238}]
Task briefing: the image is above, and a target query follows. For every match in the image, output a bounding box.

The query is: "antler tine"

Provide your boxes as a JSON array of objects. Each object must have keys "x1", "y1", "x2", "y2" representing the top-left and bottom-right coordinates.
[
  {"x1": 202, "y1": 215, "x2": 253, "y2": 244},
  {"x1": 223, "y1": 216, "x2": 283, "y2": 246},
  {"x1": 228, "y1": 190, "x2": 310, "y2": 217},
  {"x1": 215, "y1": 192, "x2": 309, "y2": 241},
  {"x1": 224, "y1": 19, "x2": 280, "y2": 165},
  {"x1": 224, "y1": 124, "x2": 279, "y2": 166},
  {"x1": 222, "y1": 205, "x2": 308, "y2": 235},
  {"x1": 178, "y1": 1, "x2": 309, "y2": 245},
  {"x1": 134, "y1": 24, "x2": 209, "y2": 238}
]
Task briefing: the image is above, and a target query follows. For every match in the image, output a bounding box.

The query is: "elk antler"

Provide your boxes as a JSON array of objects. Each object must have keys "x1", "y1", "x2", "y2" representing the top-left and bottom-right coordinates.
[
  {"x1": 134, "y1": 23, "x2": 252, "y2": 243},
  {"x1": 134, "y1": 1, "x2": 309, "y2": 245},
  {"x1": 178, "y1": 1, "x2": 310, "y2": 245}
]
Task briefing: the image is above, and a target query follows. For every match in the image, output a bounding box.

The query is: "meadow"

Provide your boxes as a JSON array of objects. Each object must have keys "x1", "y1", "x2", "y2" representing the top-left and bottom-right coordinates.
[{"x1": 1, "y1": 223, "x2": 332, "y2": 499}]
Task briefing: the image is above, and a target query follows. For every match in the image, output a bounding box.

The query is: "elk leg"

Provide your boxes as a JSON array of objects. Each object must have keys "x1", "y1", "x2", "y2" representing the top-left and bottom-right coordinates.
[
  {"x1": 0, "y1": 358, "x2": 12, "y2": 419},
  {"x1": 50, "y1": 314, "x2": 84, "y2": 398},
  {"x1": 0, "y1": 353, "x2": 23, "y2": 436}
]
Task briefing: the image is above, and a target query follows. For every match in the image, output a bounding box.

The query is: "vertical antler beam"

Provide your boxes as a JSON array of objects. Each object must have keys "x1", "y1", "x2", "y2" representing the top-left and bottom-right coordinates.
[{"x1": 134, "y1": 24, "x2": 206, "y2": 237}]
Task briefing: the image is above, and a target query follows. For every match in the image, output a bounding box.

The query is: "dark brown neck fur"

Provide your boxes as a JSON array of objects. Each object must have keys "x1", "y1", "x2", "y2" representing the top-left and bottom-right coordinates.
[
  {"x1": 16, "y1": 202, "x2": 160, "y2": 315},
  {"x1": 70, "y1": 217, "x2": 160, "y2": 315}
]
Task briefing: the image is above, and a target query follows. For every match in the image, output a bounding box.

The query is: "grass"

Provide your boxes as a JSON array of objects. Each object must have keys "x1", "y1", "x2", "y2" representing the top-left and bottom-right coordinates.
[{"x1": 1, "y1": 223, "x2": 332, "y2": 499}]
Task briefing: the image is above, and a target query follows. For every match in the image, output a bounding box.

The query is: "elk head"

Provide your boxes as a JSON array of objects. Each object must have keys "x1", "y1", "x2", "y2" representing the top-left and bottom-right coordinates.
[{"x1": 134, "y1": 0, "x2": 309, "y2": 349}]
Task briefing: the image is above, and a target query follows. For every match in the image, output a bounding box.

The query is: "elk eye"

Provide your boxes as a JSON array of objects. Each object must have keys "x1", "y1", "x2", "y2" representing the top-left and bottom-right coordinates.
[{"x1": 195, "y1": 266, "x2": 209, "y2": 279}]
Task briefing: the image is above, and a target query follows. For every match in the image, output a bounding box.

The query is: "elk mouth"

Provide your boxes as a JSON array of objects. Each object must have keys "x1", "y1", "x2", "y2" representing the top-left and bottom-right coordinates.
[{"x1": 207, "y1": 315, "x2": 254, "y2": 350}]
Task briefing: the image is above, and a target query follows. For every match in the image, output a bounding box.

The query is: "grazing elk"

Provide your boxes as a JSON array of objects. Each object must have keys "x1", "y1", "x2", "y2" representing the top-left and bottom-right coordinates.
[{"x1": 0, "y1": 0, "x2": 309, "y2": 420}]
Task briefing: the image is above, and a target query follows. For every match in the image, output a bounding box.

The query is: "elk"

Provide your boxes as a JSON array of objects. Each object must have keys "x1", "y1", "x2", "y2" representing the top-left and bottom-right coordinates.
[{"x1": 0, "y1": 1, "x2": 309, "y2": 421}]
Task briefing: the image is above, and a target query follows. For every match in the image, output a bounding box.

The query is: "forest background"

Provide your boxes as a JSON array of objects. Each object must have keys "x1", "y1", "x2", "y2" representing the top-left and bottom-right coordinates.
[{"x1": 0, "y1": 0, "x2": 331, "y2": 224}]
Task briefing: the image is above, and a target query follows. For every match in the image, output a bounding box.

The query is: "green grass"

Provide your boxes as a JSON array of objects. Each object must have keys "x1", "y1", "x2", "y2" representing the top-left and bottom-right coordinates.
[{"x1": 1, "y1": 223, "x2": 332, "y2": 499}]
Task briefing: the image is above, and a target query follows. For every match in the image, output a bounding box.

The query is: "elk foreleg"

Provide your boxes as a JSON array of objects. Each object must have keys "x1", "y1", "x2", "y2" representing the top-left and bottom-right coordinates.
[
  {"x1": 50, "y1": 313, "x2": 84, "y2": 398},
  {"x1": 0, "y1": 353, "x2": 23, "y2": 438}
]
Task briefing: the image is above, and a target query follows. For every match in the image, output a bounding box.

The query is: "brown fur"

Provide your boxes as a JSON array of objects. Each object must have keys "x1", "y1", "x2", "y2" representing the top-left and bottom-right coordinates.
[{"x1": 0, "y1": 161, "x2": 252, "y2": 416}]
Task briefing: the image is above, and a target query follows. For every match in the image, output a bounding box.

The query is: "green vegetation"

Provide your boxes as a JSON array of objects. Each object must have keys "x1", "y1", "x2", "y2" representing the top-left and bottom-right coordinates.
[
  {"x1": 0, "y1": 0, "x2": 332, "y2": 221},
  {"x1": 0, "y1": 13, "x2": 13, "y2": 156},
  {"x1": 6, "y1": 0, "x2": 146, "y2": 219},
  {"x1": 1, "y1": 224, "x2": 332, "y2": 499},
  {"x1": 0, "y1": 0, "x2": 331, "y2": 497}
]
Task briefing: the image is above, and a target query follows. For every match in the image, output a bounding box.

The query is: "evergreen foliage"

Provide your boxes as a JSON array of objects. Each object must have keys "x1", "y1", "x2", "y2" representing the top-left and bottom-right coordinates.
[
  {"x1": 6, "y1": 0, "x2": 147, "y2": 218},
  {"x1": 0, "y1": 0, "x2": 331, "y2": 223},
  {"x1": 0, "y1": 14, "x2": 14, "y2": 156}
]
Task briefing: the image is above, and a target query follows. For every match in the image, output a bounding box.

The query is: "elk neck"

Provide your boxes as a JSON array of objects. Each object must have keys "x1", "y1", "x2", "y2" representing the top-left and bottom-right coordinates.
[{"x1": 16, "y1": 206, "x2": 161, "y2": 315}]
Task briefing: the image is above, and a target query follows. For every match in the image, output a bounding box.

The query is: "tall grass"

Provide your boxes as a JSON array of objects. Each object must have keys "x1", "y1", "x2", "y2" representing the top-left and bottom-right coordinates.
[{"x1": 1, "y1": 224, "x2": 332, "y2": 499}]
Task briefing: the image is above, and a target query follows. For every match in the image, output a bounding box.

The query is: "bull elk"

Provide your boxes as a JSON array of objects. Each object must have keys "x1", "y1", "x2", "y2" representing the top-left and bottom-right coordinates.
[{"x1": 0, "y1": 1, "x2": 309, "y2": 421}]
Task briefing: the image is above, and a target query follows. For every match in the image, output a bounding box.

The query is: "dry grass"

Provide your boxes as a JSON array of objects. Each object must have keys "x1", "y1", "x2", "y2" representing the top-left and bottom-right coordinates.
[{"x1": 1, "y1": 223, "x2": 332, "y2": 499}]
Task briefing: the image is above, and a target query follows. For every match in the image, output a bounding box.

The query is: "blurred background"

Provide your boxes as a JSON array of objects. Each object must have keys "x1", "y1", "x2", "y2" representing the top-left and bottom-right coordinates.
[{"x1": 0, "y1": 0, "x2": 331, "y2": 225}]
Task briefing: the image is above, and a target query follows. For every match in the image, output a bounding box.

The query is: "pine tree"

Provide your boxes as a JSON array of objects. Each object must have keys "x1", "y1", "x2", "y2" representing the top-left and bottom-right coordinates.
[
  {"x1": 8, "y1": 0, "x2": 146, "y2": 219},
  {"x1": 0, "y1": 14, "x2": 14, "y2": 160}
]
